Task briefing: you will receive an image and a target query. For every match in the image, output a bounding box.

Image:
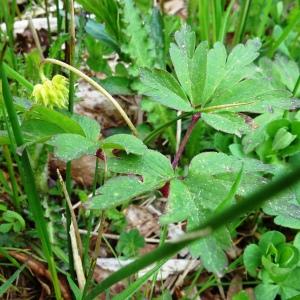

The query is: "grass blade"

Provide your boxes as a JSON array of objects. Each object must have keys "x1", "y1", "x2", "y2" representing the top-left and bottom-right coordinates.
[
  {"x1": 0, "y1": 264, "x2": 26, "y2": 297},
  {"x1": 0, "y1": 61, "x2": 62, "y2": 300},
  {"x1": 268, "y1": 9, "x2": 300, "y2": 57},
  {"x1": 232, "y1": 0, "x2": 252, "y2": 45}
]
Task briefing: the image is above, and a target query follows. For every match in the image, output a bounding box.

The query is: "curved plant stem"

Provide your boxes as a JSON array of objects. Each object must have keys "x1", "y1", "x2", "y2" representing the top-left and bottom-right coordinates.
[{"x1": 41, "y1": 58, "x2": 138, "y2": 136}]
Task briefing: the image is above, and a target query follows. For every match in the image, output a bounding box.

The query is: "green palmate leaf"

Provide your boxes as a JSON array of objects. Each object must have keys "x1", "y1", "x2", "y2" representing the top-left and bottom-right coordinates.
[
  {"x1": 203, "y1": 38, "x2": 261, "y2": 106},
  {"x1": 202, "y1": 112, "x2": 250, "y2": 137},
  {"x1": 116, "y1": 229, "x2": 145, "y2": 257},
  {"x1": 169, "y1": 25, "x2": 208, "y2": 105},
  {"x1": 140, "y1": 69, "x2": 192, "y2": 111},
  {"x1": 87, "y1": 165, "x2": 300, "y2": 299},
  {"x1": 161, "y1": 152, "x2": 277, "y2": 274},
  {"x1": 101, "y1": 134, "x2": 147, "y2": 155},
  {"x1": 90, "y1": 150, "x2": 174, "y2": 210},
  {"x1": 120, "y1": 0, "x2": 155, "y2": 73},
  {"x1": 48, "y1": 134, "x2": 99, "y2": 161}
]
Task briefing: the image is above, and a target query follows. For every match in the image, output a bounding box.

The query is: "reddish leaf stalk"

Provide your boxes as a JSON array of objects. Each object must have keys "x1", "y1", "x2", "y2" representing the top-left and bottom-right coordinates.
[
  {"x1": 160, "y1": 112, "x2": 201, "y2": 198},
  {"x1": 172, "y1": 112, "x2": 201, "y2": 169}
]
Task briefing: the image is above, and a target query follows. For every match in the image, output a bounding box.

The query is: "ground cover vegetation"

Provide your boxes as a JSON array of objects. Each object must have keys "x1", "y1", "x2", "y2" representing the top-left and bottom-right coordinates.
[{"x1": 1, "y1": 0, "x2": 300, "y2": 299}]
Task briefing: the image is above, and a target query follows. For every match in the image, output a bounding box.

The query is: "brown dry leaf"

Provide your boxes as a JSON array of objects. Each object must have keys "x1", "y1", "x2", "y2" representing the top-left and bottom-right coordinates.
[
  {"x1": 125, "y1": 205, "x2": 160, "y2": 238},
  {"x1": 164, "y1": 0, "x2": 187, "y2": 17},
  {"x1": 4, "y1": 251, "x2": 72, "y2": 300},
  {"x1": 49, "y1": 154, "x2": 96, "y2": 187}
]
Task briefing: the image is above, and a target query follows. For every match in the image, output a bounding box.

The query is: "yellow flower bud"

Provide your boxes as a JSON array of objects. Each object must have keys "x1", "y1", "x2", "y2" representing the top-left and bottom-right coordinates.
[{"x1": 32, "y1": 75, "x2": 69, "y2": 109}]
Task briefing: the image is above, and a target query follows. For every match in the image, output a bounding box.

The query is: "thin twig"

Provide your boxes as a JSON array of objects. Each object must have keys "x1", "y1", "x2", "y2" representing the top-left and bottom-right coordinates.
[
  {"x1": 41, "y1": 58, "x2": 138, "y2": 136},
  {"x1": 27, "y1": 14, "x2": 44, "y2": 60},
  {"x1": 70, "y1": 222, "x2": 86, "y2": 290},
  {"x1": 79, "y1": 230, "x2": 163, "y2": 244},
  {"x1": 56, "y1": 169, "x2": 83, "y2": 257}
]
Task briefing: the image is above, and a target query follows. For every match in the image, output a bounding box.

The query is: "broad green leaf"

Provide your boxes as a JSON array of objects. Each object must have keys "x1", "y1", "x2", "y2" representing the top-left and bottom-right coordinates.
[
  {"x1": 202, "y1": 42, "x2": 227, "y2": 104},
  {"x1": 22, "y1": 105, "x2": 85, "y2": 137},
  {"x1": 72, "y1": 114, "x2": 101, "y2": 141},
  {"x1": 202, "y1": 112, "x2": 250, "y2": 137},
  {"x1": 243, "y1": 244, "x2": 262, "y2": 276},
  {"x1": 107, "y1": 150, "x2": 174, "y2": 180},
  {"x1": 140, "y1": 68, "x2": 192, "y2": 111},
  {"x1": 160, "y1": 179, "x2": 192, "y2": 224},
  {"x1": 90, "y1": 150, "x2": 174, "y2": 210},
  {"x1": 169, "y1": 25, "x2": 208, "y2": 105},
  {"x1": 263, "y1": 186, "x2": 300, "y2": 229},
  {"x1": 203, "y1": 39, "x2": 261, "y2": 105},
  {"x1": 48, "y1": 134, "x2": 99, "y2": 161},
  {"x1": 259, "y1": 231, "x2": 286, "y2": 253},
  {"x1": 101, "y1": 134, "x2": 147, "y2": 155},
  {"x1": 89, "y1": 175, "x2": 163, "y2": 210},
  {"x1": 272, "y1": 127, "x2": 297, "y2": 151},
  {"x1": 242, "y1": 111, "x2": 284, "y2": 154}
]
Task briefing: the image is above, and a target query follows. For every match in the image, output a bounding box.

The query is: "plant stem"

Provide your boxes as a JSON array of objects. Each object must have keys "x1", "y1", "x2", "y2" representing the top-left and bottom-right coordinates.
[
  {"x1": 172, "y1": 112, "x2": 201, "y2": 169},
  {"x1": 83, "y1": 157, "x2": 99, "y2": 273},
  {"x1": 0, "y1": 62, "x2": 62, "y2": 300},
  {"x1": 82, "y1": 152, "x2": 107, "y2": 298},
  {"x1": 41, "y1": 58, "x2": 138, "y2": 136},
  {"x1": 57, "y1": 169, "x2": 83, "y2": 257}
]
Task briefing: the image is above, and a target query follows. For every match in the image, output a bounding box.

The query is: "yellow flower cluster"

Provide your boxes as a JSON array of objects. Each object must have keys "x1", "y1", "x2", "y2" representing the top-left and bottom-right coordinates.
[{"x1": 32, "y1": 75, "x2": 69, "y2": 109}]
